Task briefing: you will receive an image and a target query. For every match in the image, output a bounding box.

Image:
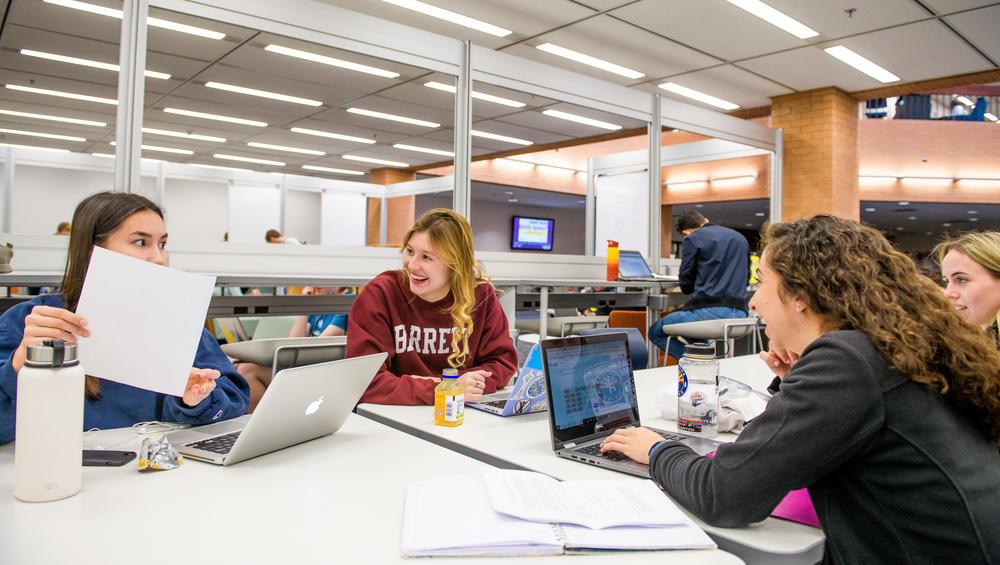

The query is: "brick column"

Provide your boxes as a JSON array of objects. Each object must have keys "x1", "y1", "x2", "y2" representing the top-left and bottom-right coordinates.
[
  {"x1": 771, "y1": 87, "x2": 859, "y2": 221},
  {"x1": 366, "y1": 168, "x2": 416, "y2": 246}
]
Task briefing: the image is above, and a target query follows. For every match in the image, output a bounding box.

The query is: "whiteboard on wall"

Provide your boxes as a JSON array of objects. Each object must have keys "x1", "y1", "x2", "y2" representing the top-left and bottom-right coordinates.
[
  {"x1": 321, "y1": 191, "x2": 367, "y2": 246},
  {"x1": 228, "y1": 184, "x2": 280, "y2": 244},
  {"x1": 594, "y1": 171, "x2": 649, "y2": 258}
]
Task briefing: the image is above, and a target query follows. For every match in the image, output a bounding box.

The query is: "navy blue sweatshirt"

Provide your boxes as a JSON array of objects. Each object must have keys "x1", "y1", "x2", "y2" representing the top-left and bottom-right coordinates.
[
  {"x1": 0, "y1": 295, "x2": 249, "y2": 444},
  {"x1": 678, "y1": 223, "x2": 749, "y2": 311}
]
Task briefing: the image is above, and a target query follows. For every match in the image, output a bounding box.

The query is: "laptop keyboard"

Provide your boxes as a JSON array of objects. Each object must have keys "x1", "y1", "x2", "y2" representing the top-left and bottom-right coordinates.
[
  {"x1": 576, "y1": 431, "x2": 686, "y2": 462},
  {"x1": 187, "y1": 431, "x2": 241, "y2": 455},
  {"x1": 480, "y1": 399, "x2": 508, "y2": 408}
]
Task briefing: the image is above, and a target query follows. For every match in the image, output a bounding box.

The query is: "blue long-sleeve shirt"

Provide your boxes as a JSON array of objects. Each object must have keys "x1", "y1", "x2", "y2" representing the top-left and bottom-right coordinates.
[
  {"x1": 678, "y1": 224, "x2": 750, "y2": 311},
  {"x1": 0, "y1": 295, "x2": 249, "y2": 444}
]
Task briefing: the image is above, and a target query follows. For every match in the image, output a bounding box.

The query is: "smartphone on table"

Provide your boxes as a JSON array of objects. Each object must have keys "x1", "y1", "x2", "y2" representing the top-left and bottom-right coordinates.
[{"x1": 82, "y1": 450, "x2": 137, "y2": 467}]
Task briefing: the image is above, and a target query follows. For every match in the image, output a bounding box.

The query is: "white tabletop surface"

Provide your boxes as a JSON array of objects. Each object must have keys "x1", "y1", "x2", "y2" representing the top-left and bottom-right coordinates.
[
  {"x1": 0, "y1": 414, "x2": 743, "y2": 565},
  {"x1": 357, "y1": 355, "x2": 824, "y2": 565}
]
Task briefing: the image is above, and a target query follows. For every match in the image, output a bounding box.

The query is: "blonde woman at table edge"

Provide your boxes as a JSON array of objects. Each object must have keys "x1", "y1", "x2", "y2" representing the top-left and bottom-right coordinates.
[
  {"x1": 601, "y1": 215, "x2": 1000, "y2": 565},
  {"x1": 0, "y1": 192, "x2": 250, "y2": 445},
  {"x1": 345, "y1": 208, "x2": 517, "y2": 405},
  {"x1": 935, "y1": 231, "x2": 1000, "y2": 349}
]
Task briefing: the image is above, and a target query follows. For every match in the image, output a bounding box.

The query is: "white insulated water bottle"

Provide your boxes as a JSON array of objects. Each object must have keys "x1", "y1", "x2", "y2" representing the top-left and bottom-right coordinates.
[{"x1": 15, "y1": 339, "x2": 85, "y2": 502}]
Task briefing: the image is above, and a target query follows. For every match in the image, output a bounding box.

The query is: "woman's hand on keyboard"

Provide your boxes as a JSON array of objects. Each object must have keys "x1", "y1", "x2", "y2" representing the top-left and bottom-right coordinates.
[{"x1": 600, "y1": 427, "x2": 663, "y2": 465}]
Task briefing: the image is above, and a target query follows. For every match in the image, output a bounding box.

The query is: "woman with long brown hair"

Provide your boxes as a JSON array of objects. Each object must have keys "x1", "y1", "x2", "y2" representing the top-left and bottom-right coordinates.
[
  {"x1": 346, "y1": 208, "x2": 517, "y2": 404},
  {"x1": 602, "y1": 215, "x2": 1000, "y2": 564},
  {"x1": 0, "y1": 192, "x2": 249, "y2": 444}
]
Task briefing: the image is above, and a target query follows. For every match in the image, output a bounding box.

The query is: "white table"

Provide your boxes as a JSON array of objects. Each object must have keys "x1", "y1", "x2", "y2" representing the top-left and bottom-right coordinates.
[
  {"x1": 357, "y1": 355, "x2": 824, "y2": 565},
  {"x1": 0, "y1": 414, "x2": 742, "y2": 565}
]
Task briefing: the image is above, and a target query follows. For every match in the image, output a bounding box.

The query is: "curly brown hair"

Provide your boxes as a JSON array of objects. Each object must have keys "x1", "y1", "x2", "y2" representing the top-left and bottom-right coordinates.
[{"x1": 762, "y1": 215, "x2": 1000, "y2": 445}]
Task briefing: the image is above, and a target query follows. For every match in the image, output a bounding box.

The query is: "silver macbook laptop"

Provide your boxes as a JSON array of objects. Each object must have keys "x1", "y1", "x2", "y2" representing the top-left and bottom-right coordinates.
[
  {"x1": 617, "y1": 250, "x2": 677, "y2": 282},
  {"x1": 469, "y1": 343, "x2": 548, "y2": 417},
  {"x1": 540, "y1": 333, "x2": 716, "y2": 478},
  {"x1": 167, "y1": 352, "x2": 386, "y2": 466}
]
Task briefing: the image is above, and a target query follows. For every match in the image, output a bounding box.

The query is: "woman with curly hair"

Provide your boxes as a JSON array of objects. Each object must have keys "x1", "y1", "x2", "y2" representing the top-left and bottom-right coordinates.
[
  {"x1": 602, "y1": 215, "x2": 1000, "y2": 564},
  {"x1": 346, "y1": 208, "x2": 517, "y2": 404},
  {"x1": 934, "y1": 231, "x2": 1000, "y2": 348}
]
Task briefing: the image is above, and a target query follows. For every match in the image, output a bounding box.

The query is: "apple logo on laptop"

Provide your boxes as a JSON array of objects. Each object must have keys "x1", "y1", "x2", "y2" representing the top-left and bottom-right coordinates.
[{"x1": 305, "y1": 395, "x2": 325, "y2": 416}]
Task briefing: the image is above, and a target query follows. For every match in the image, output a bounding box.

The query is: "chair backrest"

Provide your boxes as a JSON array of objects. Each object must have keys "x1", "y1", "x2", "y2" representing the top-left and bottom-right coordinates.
[
  {"x1": 580, "y1": 327, "x2": 648, "y2": 369},
  {"x1": 252, "y1": 316, "x2": 298, "y2": 339},
  {"x1": 655, "y1": 317, "x2": 757, "y2": 339},
  {"x1": 608, "y1": 309, "x2": 648, "y2": 339}
]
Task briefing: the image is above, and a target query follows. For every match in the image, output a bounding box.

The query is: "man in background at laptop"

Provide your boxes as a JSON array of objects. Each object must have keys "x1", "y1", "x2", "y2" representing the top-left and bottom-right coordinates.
[{"x1": 649, "y1": 210, "x2": 750, "y2": 362}]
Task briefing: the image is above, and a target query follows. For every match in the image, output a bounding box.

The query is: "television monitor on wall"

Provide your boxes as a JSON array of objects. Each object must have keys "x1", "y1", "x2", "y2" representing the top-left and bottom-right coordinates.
[{"x1": 511, "y1": 216, "x2": 555, "y2": 251}]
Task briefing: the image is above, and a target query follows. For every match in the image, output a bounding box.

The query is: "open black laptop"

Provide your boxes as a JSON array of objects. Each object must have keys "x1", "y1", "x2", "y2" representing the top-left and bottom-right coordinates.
[
  {"x1": 540, "y1": 332, "x2": 716, "y2": 478},
  {"x1": 617, "y1": 250, "x2": 677, "y2": 282}
]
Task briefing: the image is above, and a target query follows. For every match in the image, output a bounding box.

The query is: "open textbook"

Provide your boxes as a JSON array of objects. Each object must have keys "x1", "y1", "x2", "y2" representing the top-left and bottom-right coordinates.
[{"x1": 401, "y1": 469, "x2": 715, "y2": 557}]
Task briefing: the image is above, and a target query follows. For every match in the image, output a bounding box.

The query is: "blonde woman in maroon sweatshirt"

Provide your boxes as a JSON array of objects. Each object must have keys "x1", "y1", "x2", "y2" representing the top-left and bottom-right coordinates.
[{"x1": 346, "y1": 208, "x2": 518, "y2": 405}]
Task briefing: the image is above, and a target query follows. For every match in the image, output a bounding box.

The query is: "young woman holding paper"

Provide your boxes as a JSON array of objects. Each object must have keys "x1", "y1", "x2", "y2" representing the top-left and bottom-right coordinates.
[
  {"x1": 346, "y1": 208, "x2": 517, "y2": 405},
  {"x1": 601, "y1": 216, "x2": 1000, "y2": 564},
  {"x1": 0, "y1": 192, "x2": 249, "y2": 444}
]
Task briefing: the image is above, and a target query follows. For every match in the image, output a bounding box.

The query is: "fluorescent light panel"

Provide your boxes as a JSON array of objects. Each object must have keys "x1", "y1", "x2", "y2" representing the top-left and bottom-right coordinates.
[
  {"x1": 163, "y1": 108, "x2": 267, "y2": 127},
  {"x1": 19, "y1": 49, "x2": 170, "y2": 80},
  {"x1": 191, "y1": 164, "x2": 257, "y2": 173},
  {"x1": 264, "y1": 45, "x2": 399, "y2": 78},
  {"x1": 342, "y1": 154, "x2": 410, "y2": 167},
  {"x1": 424, "y1": 81, "x2": 525, "y2": 108},
  {"x1": 658, "y1": 82, "x2": 739, "y2": 110},
  {"x1": 535, "y1": 43, "x2": 644, "y2": 80},
  {"x1": 109, "y1": 141, "x2": 193, "y2": 155},
  {"x1": 290, "y1": 127, "x2": 374, "y2": 144},
  {"x1": 0, "y1": 108, "x2": 105, "y2": 127},
  {"x1": 346, "y1": 108, "x2": 439, "y2": 128},
  {"x1": 0, "y1": 127, "x2": 85, "y2": 142},
  {"x1": 214, "y1": 153, "x2": 285, "y2": 166},
  {"x1": 5, "y1": 84, "x2": 116, "y2": 105},
  {"x1": 471, "y1": 129, "x2": 533, "y2": 146},
  {"x1": 142, "y1": 127, "x2": 225, "y2": 143},
  {"x1": 986, "y1": 112, "x2": 998, "y2": 122},
  {"x1": 392, "y1": 143, "x2": 455, "y2": 157},
  {"x1": 246, "y1": 142, "x2": 324, "y2": 156},
  {"x1": 824, "y1": 46, "x2": 899, "y2": 83},
  {"x1": 43, "y1": 0, "x2": 225, "y2": 40},
  {"x1": 0, "y1": 143, "x2": 70, "y2": 153},
  {"x1": 381, "y1": 0, "x2": 511, "y2": 37},
  {"x1": 302, "y1": 165, "x2": 365, "y2": 176},
  {"x1": 204, "y1": 82, "x2": 322, "y2": 107},
  {"x1": 542, "y1": 109, "x2": 621, "y2": 131},
  {"x1": 725, "y1": 0, "x2": 818, "y2": 39}
]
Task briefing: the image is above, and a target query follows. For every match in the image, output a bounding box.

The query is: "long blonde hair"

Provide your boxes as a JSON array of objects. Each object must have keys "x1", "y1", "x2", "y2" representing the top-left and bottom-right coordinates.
[
  {"x1": 762, "y1": 216, "x2": 1000, "y2": 445},
  {"x1": 933, "y1": 231, "x2": 1000, "y2": 340},
  {"x1": 402, "y1": 208, "x2": 489, "y2": 368}
]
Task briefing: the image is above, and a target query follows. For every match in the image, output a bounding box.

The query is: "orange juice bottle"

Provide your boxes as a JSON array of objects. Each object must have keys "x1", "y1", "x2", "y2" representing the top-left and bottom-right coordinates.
[
  {"x1": 606, "y1": 240, "x2": 620, "y2": 281},
  {"x1": 434, "y1": 368, "x2": 464, "y2": 427}
]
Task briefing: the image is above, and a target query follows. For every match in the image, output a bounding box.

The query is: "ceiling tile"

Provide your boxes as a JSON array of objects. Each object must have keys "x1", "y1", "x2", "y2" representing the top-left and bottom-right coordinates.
[
  {"x1": 944, "y1": 5, "x2": 1000, "y2": 64},
  {"x1": 650, "y1": 65, "x2": 794, "y2": 109}
]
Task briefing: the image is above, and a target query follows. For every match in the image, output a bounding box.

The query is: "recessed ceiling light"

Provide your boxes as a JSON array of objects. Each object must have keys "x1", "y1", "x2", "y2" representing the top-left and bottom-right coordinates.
[
  {"x1": 907, "y1": 216, "x2": 917, "y2": 220},
  {"x1": 864, "y1": 207, "x2": 876, "y2": 212},
  {"x1": 658, "y1": 82, "x2": 739, "y2": 110},
  {"x1": 898, "y1": 201, "x2": 911, "y2": 206},
  {"x1": 342, "y1": 154, "x2": 410, "y2": 167},
  {"x1": 109, "y1": 141, "x2": 193, "y2": 155},
  {"x1": 423, "y1": 81, "x2": 525, "y2": 108},
  {"x1": 5, "y1": 84, "x2": 116, "y2": 105},
  {"x1": 968, "y1": 210, "x2": 978, "y2": 214},
  {"x1": 694, "y1": 204, "x2": 704, "y2": 208},
  {"x1": 164, "y1": 107, "x2": 267, "y2": 127},
  {"x1": 536, "y1": 43, "x2": 644, "y2": 79},
  {"x1": 19, "y1": 49, "x2": 170, "y2": 80},
  {"x1": 302, "y1": 165, "x2": 365, "y2": 176},
  {"x1": 0, "y1": 108, "x2": 105, "y2": 127},
  {"x1": 969, "y1": 218, "x2": 980, "y2": 222},
  {"x1": 943, "y1": 223, "x2": 952, "y2": 227},
  {"x1": 824, "y1": 46, "x2": 900, "y2": 83},
  {"x1": 471, "y1": 129, "x2": 533, "y2": 146},
  {"x1": 0, "y1": 143, "x2": 70, "y2": 153},
  {"x1": 745, "y1": 223, "x2": 754, "y2": 227},
  {"x1": 0, "y1": 127, "x2": 85, "y2": 142},
  {"x1": 191, "y1": 163, "x2": 257, "y2": 173},
  {"x1": 755, "y1": 212, "x2": 766, "y2": 217},
  {"x1": 43, "y1": 0, "x2": 225, "y2": 40},
  {"x1": 247, "y1": 142, "x2": 325, "y2": 156},
  {"x1": 346, "y1": 108, "x2": 439, "y2": 128},
  {"x1": 926, "y1": 231, "x2": 934, "y2": 235},
  {"x1": 392, "y1": 143, "x2": 455, "y2": 157},
  {"x1": 290, "y1": 127, "x2": 375, "y2": 144},
  {"x1": 91, "y1": 153, "x2": 116, "y2": 159},
  {"x1": 577, "y1": 199, "x2": 585, "y2": 204},
  {"x1": 504, "y1": 191, "x2": 513, "y2": 195},
  {"x1": 508, "y1": 198, "x2": 518, "y2": 203},
  {"x1": 381, "y1": 0, "x2": 512, "y2": 37},
  {"x1": 541, "y1": 109, "x2": 622, "y2": 131},
  {"x1": 725, "y1": 0, "x2": 818, "y2": 39},
  {"x1": 205, "y1": 82, "x2": 322, "y2": 107},
  {"x1": 142, "y1": 127, "x2": 225, "y2": 143},
  {"x1": 896, "y1": 227, "x2": 904, "y2": 231},
  {"x1": 264, "y1": 45, "x2": 400, "y2": 78},
  {"x1": 214, "y1": 153, "x2": 285, "y2": 166}
]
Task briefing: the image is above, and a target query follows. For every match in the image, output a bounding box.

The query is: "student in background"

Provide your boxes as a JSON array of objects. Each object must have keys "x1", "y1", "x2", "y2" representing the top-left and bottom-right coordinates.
[
  {"x1": 265, "y1": 229, "x2": 302, "y2": 245},
  {"x1": 346, "y1": 208, "x2": 517, "y2": 405},
  {"x1": 0, "y1": 192, "x2": 249, "y2": 444},
  {"x1": 55, "y1": 221, "x2": 71, "y2": 236},
  {"x1": 601, "y1": 216, "x2": 1000, "y2": 563},
  {"x1": 934, "y1": 231, "x2": 1000, "y2": 348}
]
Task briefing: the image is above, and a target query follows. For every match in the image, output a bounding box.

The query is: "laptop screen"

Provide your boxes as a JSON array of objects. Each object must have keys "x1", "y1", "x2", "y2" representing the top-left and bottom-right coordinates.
[
  {"x1": 617, "y1": 250, "x2": 653, "y2": 278},
  {"x1": 541, "y1": 333, "x2": 640, "y2": 448}
]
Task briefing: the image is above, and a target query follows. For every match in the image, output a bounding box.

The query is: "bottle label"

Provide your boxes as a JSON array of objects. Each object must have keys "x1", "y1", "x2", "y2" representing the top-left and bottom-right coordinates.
[
  {"x1": 678, "y1": 366, "x2": 689, "y2": 397},
  {"x1": 677, "y1": 416, "x2": 703, "y2": 433},
  {"x1": 444, "y1": 395, "x2": 464, "y2": 422}
]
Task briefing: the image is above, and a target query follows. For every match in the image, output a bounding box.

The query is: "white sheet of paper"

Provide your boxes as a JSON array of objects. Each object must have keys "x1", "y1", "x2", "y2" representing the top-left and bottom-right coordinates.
[{"x1": 75, "y1": 247, "x2": 216, "y2": 397}]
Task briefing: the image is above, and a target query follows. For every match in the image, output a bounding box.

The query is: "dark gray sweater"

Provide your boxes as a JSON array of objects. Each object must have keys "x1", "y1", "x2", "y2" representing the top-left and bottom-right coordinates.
[{"x1": 651, "y1": 330, "x2": 1000, "y2": 565}]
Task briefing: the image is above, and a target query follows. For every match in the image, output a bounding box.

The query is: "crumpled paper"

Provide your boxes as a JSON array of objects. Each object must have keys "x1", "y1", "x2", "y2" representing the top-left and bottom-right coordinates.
[{"x1": 657, "y1": 376, "x2": 769, "y2": 433}]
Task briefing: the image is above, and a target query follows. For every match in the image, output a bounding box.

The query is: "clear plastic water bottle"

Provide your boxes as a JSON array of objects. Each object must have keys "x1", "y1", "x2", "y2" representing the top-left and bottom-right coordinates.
[
  {"x1": 15, "y1": 339, "x2": 85, "y2": 502},
  {"x1": 677, "y1": 343, "x2": 719, "y2": 438}
]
